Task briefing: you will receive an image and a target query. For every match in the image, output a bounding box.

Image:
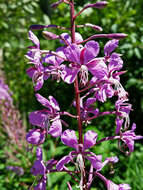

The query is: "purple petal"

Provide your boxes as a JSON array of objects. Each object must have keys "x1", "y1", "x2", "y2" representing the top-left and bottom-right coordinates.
[
  {"x1": 36, "y1": 147, "x2": 43, "y2": 160},
  {"x1": 104, "y1": 39, "x2": 119, "y2": 56},
  {"x1": 35, "y1": 93, "x2": 51, "y2": 109},
  {"x1": 34, "y1": 75, "x2": 44, "y2": 91},
  {"x1": 61, "y1": 65, "x2": 79, "y2": 84},
  {"x1": 61, "y1": 129, "x2": 78, "y2": 149},
  {"x1": 60, "y1": 33, "x2": 71, "y2": 45},
  {"x1": 31, "y1": 160, "x2": 46, "y2": 176},
  {"x1": 34, "y1": 176, "x2": 47, "y2": 190},
  {"x1": 115, "y1": 117, "x2": 124, "y2": 134},
  {"x1": 84, "y1": 41, "x2": 99, "y2": 64},
  {"x1": 108, "y1": 53, "x2": 123, "y2": 72},
  {"x1": 86, "y1": 155, "x2": 103, "y2": 171},
  {"x1": 56, "y1": 155, "x2": 72, "y2": 171},
  {"x1": 106, "y1": 180, "x2": 119, "y2": 190},
  {"x1": 119, "y1": 184, "x2": 131, "y2": 190},
  {"x1": 63, "y1": 44, "x2": 81, "y2": 64},
  {"x1": 86, "y1": 58, "x2": 107, "y2": 79},
  {"x1": 26, "y1": 129, "x2": 45, "y2": 145},
  {"x1": 75, "y1": 32, "x2": 83, "y2": 43},
  {"x1": 29, "y1": 110, "x2": 47, "y2": 127},
  {"x1": 26, "y1": 67, "x2": 36, "y2": 78},
  {"x1": 48, "y1": 119, "x2": 62, "y2": 137},
  {"x1": 49, "y1": 96, "x2": 60, "y2": 111},
  {"x1": 29, "y1": 30, "x2": 40, "y2": 48},
  {"x1": 83, "y1": 130, "x2": 97, "y2": 150},
  {"x1": 122, "y1": 137, "x2": 134, "y2": 153},
  {"x1": 85, "y1": 97, "x2": 96, "y2": 108}
]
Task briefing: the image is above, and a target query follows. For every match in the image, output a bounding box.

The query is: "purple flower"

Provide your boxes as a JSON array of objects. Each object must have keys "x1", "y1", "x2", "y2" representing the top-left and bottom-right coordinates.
[
  {"x1": 29, "y1": 93, "x2": 62, "y2": 138},
  {"x1": 34, "y1": 175, "x2": 47, "y2": 190},
  {"x1": 59, "y1": 32, "x2": 83, "y2": 45},
  {"x1": 26, "y1": 31, "x2": 50, "y2": 91},
  {"x1": 57, "y1": 130, "x2": 116, "y2": 172},
  {"x1": 0, "y1": 79, "x2": 12, "y2": 103},
  {"x1": 74, "y1": 96, "x2": 99, "y2": 121},
  {"x1": 56, "y1": 130, "x2": 102, "y2": 171},
  {"x1": 106, "y1": 180, "x2": 131, "y2": 190},
  {"x1": 62, "y1": 40, "x2": 106, "y2": 85},
  {"x1": 26, "y1": 63, "x2": 50, "y2": 91},
  {"x1": 31, "y1": 147, "x2": 46, "y2": 176},
  {"x1": 115, "y1": 99, "x2": 132, "y2": 133},
  {"x1": 6, "y1": 166, "x2": 24, "y2": 176},
  {"x1": 26, "y1": 129, "x2": 45, "y2": 145},
  {"x1": 120, "y1": 123, "x2": 143, "y2": 153},
  {"x1": 42, "y1": 47, "x2": 66, "y2": 82},
  {"x1": 88, "y1": 39, "x2": 125, "y2": 102}
]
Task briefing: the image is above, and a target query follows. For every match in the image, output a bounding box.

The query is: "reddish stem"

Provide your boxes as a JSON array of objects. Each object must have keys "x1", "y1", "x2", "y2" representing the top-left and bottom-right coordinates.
[{"x1": 70, "y1": 0, "x2": 83, "y2": 145}]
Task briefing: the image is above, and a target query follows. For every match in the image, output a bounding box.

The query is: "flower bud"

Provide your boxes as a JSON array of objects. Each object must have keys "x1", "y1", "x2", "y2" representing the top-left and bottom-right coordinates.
[
  {"x1": 107, "y1": 33, "x2": 127, "y2": 39},
  {"x1": 84, "y1": 1, "x2": 108, "y2": 9},
  {"x1": 42, "y1": 31, "x2": 59, "y2": 40},
  {"x1": 51, "y1": 0, "x2": 63, "y2": 8}
]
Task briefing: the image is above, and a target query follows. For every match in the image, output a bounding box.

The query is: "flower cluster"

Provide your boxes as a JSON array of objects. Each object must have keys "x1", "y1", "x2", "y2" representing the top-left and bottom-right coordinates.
[{"x1": 26, "y1": 1, "x2": 142, "y2": 189}]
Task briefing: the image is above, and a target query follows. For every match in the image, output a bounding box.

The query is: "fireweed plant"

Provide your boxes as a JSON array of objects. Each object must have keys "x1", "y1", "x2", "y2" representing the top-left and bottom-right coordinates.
[{"x1": 26, "y1": 1, "x2": 143, "y2": 189}]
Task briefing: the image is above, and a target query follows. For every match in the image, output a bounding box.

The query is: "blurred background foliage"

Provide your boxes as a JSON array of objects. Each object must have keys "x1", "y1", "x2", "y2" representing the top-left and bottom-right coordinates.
[{"x1": 0, "y1": 0, "x2": 143, "y2": 189}]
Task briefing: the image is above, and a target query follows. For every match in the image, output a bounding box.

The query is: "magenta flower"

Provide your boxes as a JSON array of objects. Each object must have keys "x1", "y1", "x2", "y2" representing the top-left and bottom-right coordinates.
[
  {"x1": 42, "y1": 47, "x2": 66, "y2": 82},
  {"x1": 26, "y1": 31, "x2": 50, "y2": 91},
  {"x1": 106, "y1": 180, "x2": 131, "y2": 190},
  {"x1": 56, "y1": 129, "x2": 103, "y2": 171},
  {"x1": 31, "y1": 147, "x2": 46, "y2": 176},
  {"x1": 26, "y1": 129, "x2": 45, "y2": 145},
  {"x1": 0, "y1": 79, "x2": 12, "y2": 103},
  {"x1": 115, "y1": 99, "x2": 132, "y2": 133},
  {"x1": 34, "y1": 175, "x2": 47, "y2": 190},
  {"x1": 73, "y1": 96, "x2": 99, "y2": 121},
  {"x1": 28, "y1": 93, "x2": 62, "y2": 138},
  {"x1": 62, "y1": 40, "x2": 106, "y2": 85},
  {"x1": 120, "y1": 123, "x2": 143, "y2": 153}
]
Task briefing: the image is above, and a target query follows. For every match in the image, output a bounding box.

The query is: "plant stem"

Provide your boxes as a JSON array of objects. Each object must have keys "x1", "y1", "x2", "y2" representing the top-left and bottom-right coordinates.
[
  {"x1": 70, "y1": 1, "x2": 88, "y2": 189},
  {"x1": 70, "y1": 0, "x2": 83, "y2": 145}
]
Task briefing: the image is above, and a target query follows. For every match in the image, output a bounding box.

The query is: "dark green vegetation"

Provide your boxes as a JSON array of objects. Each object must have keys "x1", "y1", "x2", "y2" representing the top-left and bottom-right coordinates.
[{"x1": 0, "y1": 0, "x2": 143, "y2": 189}]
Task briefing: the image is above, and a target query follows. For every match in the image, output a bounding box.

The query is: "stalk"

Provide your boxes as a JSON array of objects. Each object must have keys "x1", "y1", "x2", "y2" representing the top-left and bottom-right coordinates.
[
  {"x1": 70, "y1": 1, "x2": 87, "y2": 189},
  {"x1": 70, "y1": 0, "x2": 83, "y2": 145}
]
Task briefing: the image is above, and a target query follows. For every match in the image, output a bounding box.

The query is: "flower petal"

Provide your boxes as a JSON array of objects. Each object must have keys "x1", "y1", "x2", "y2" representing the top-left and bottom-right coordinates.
[
  {"x1": 49, "y1": 96, "x2": 60, "y2": 111},
  {"x1": 26, "y1": 129, "x2": 45, "y2": 145},
  {"x1": 29, "y1": 30, "x2": 40, "y2": 48},
  {"x1": 56, "y1": 155, "x2": 73, "y2": 171},
  {"x1": 61, "y1": 129, "x2": 78, "y2": 149},
  {"x1": 104, "y1": 39, "x2": 119, "y2": 56},
  {"x1": 86, "y1": 155, "x2": 103, "y2": 171},
  {"x1": 83, "y1": 130, "x2": 97, "y2": 150},
  {"x1": 48, "y1": 119, "x2": 62, "y2": 137},
  {"x1": 86, "y1": 58, "x2": 107, "y2": 79},
  {"x1": 26, "y1": 67, "x2": 36, "y2": 78},
  {"x1": 63, "y1": 44, "x2": 81, "y2": 64},
  {"x1": 35, "y1": 93, "x2": 51, "y2": 109},
  {"x1": 31, "y1": 160, "x2": 46, "y2": 176},
  {"x1": 84, "y1": 41, "x2": 99, "y2": 64},
  {"x1": 61, "y1": 65, "x2": 79, "y2": 84},
  {"x1": 29, "y1": 110, "x2": 47, "y2": 127}
]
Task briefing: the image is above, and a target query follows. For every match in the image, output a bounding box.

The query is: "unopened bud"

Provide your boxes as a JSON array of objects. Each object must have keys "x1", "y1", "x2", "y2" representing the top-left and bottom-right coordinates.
[
  {"x1": 84, "y1": 1, "x2": 108, "y2": 9},
  {"x1": 30, "y1": 25, "x2": 45, "y2": 30},
  {"x1": 85, "y1": 23, "x2": 103, "y2": 31},
  {"x1": 107, "y1": 33, "x2": 127, "y2": 39},
  {"x1": 42, "y1": 31, "x2": 59, "y2": 40},
  {"x1": 51, "y1": 0, "x2": 63, "y2": 8}
]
